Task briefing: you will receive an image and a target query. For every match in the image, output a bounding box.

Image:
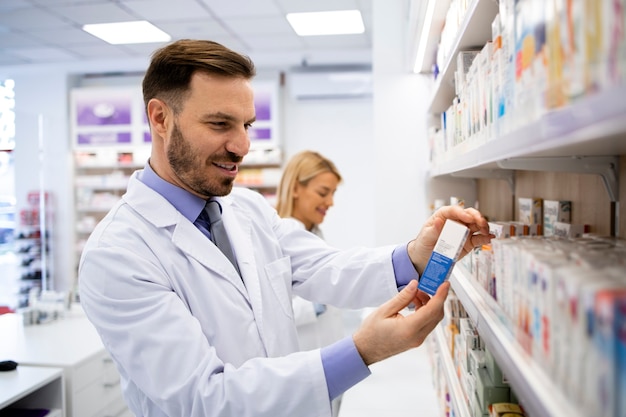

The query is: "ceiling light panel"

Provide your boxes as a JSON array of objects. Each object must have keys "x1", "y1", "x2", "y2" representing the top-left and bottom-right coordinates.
[
  {"x1": 82, "y1": 21, "x2": 171, "y2": 45},
  {"x1": 286, "y1": 10, "x2": 364, "y2": 36}
]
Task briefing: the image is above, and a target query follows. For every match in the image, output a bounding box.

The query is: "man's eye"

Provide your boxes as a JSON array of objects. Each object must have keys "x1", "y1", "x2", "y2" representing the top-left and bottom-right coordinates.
[{"x1": 244, "y1": 123, "x2": 253, "y2": 130}]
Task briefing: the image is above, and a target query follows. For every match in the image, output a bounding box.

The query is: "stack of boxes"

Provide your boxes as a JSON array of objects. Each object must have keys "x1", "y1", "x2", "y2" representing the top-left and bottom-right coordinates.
[
  {"x1": 436, "y1": 293, "x2": 527, "y2": 417},
  {"x1": 462, "y1": 232, "x2": 626, "y2": 417}
]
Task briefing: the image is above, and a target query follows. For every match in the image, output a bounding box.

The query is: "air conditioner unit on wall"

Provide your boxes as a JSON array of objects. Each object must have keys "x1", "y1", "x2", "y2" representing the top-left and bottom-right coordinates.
[{"x1": 287, "y1": 66, "x2": 372, "y2": 100}]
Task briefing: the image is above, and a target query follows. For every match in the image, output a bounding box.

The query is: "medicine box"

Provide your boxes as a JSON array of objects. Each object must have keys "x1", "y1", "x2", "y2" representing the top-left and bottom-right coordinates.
[
  {"x1": 485, "y1": 347, "x2": 508, "y2": 387},
  {"x1": 489, "y1": 403, "x2": 525, "y2": 416},
  {"x1": 418, "y1": 219, "x2": 470, "y2": 296},
  {"x1": 518, "y1": 197, "x2": 543, "y2": 224},
  {"x1": 553, "y1": 222, "x2": 584, "y2": 238},
  {"x1": 543, "y1": 200, "x2": 571, "y2": 237},
  {"x1": 475, "y1": 366, "x2": 510, "y2": 411}
]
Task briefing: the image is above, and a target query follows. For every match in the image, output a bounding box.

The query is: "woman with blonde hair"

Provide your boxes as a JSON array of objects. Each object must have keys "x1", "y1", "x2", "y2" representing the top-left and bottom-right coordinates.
[
  {"x1": 276, "y1": 150, "x2": 345, "y2": 416},
  {"x1": 276, "y1": 150, "x2": 342, "y2": 235}
]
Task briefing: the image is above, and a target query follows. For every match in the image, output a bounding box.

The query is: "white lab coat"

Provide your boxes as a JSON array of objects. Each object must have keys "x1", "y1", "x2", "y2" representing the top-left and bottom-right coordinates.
[
  {"x1": 287, "y1": 220, "x2": 346, "y2": 351},
  {"x1": 79, "y1": 171, "x2": 399, "y2": 417},
  {"x1": 287, "y1": 220, "x2": 347, "y2": 417}
]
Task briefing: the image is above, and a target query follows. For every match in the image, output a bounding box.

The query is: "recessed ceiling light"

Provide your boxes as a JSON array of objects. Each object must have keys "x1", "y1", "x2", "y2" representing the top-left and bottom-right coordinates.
[
  {"x1": 82, "y1": 21, "x2": 171, "y2": 45},
  {"x1": 286, "y1": 10, "x2": 365, "y2": 36}
]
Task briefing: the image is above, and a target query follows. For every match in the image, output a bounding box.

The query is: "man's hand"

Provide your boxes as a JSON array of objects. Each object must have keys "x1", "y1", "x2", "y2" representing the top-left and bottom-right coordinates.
[
  {"x1": 409, "y1": 205, "x2": 493, "y2": 276},
  {"x1": 352, "y1": 280, "x2": 449, "y2": 366}
]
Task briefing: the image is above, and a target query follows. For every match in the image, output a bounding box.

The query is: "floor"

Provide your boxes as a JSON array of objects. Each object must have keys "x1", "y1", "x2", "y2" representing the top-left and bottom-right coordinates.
[{"x1": 337, "y1": 309, "x2": 441, "y2": 417}]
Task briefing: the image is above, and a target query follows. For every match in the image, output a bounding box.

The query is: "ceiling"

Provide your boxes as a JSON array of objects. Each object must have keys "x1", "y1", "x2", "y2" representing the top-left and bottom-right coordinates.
[{"x1": 0, "y1": 0, "x2": 375, "y2": 69}]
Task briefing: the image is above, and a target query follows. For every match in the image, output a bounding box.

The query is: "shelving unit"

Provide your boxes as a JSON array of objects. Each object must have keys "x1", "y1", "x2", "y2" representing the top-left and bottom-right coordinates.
[
  {"x1": 233, "y1": 145, "x2": 283, "y2": 206},
  {"x1": 433, "y1": 325, "x2": 471, "y2": 417},
  {"x1": 73, "y1": 148, "x2": 148, "y2": 275},
  {"x1": 422, "y1": 0, "x2": 626, "y2": 416},
  {"x1": 448, "y1": 264, "x2": 583, "y2": 417},
  {"x1": 427, "y1": 0, "x2": 499, "y2": 114},
  {"x1": 430, "y1": 86, "x2": 626, "y2": 180},
  {"x1": 12, "y1": 191, "x2": 53, "y2": 309}
]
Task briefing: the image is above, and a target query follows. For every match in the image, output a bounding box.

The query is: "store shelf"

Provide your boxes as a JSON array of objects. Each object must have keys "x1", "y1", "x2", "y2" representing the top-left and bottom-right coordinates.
[
  {"x1": 449, "y1": 264, "x2": 584, "y2": 417},
  {"x1": 430, "y1": 85, "x2": 626, "y2": 177},
  {"x1": 0, "y1": 366, "x2": 64, "y2": 413},
  {"x1": 428, "y1": 0, "x2": 499, "y2": 114},
  {"x1": 433, "y1": 326, "x2": 471, "y2": 417}
]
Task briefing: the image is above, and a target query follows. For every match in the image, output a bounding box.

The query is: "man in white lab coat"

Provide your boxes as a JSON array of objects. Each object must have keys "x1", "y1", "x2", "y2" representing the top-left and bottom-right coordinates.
[{"x1": 78, "y1": 39, "x2": 492, "y2": 417}]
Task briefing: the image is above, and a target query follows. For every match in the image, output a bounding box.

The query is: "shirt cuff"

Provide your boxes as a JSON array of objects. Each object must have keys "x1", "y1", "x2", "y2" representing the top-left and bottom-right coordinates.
[
  {"x1": 392, "y1": 243, "x2": 419, "y2": 288},
  {"x1": 321, "y1": 336, "x2": 371, "y2": 400}
]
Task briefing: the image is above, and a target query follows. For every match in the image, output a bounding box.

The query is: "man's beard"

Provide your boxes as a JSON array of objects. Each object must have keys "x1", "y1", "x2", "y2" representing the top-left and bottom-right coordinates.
[{"x1": 167, "y1": 122, "x2": 237, "y2": 197}]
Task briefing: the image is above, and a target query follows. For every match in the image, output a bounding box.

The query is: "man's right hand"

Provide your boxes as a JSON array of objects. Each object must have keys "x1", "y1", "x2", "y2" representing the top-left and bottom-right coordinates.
[{"x1": 352, "y1": 279, "x2": 449, "y2": 366}]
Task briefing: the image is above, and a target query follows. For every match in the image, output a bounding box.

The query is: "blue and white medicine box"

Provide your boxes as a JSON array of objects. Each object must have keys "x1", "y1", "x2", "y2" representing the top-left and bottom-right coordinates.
[{"x1": 418, "y1": 219, "x2": 470, "y2": 296}]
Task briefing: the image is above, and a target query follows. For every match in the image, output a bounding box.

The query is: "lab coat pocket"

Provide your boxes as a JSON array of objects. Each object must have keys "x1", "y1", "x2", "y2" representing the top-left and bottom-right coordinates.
[{"x1": 264, "y1": 256, "x2": 294, "y2": 319}]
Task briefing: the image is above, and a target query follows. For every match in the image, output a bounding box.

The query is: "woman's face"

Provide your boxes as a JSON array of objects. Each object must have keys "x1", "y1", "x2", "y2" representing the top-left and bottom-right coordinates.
[{"x1": 291, "y1": 171, "x2": 340, "y2": 231}]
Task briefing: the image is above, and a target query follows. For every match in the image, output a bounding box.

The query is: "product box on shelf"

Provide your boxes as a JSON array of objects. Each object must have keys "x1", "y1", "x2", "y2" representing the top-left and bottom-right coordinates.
[
  {"x1": 470, "y1": 391, "x2": 489, "y2": 417},
  {"x1": 484, "y1": 347, "x2": 508, "y2": 387},
  {"x1": 458, "y1": 317, "x2": 482, "y2": 373},
  {"x1": 554, "y1": 268, "x2": 623, "y2": 414},
  {"x1": 529, "y1": 252, "x2": 569, "y2": 370},
  {"x1": 518, "y1": 197, "x2": 543, "y2": 225},
  {"x1": 488, "y1": 402, "x2": 526, "y2": 417},
  {"x1": 468, "y1": 348, "x2": 487, "y2": 375},
  {"x1": 543, "y1": 200, "x2": 571, "y2": 237},
  {"x1": 491, "y1": 13, "x2": 505, "y2": 132},
  {"x1": 488, "y1": 222, "x2": 509, "y2": 239},
  {"x1": 498, "y1": 0, "x2": 517, "y2": 133},
  {"x1": 591, "y1": 288, "x2": 626, "y2": 417},
  {"x1": 618, "y1": 296, "x2": 626, "y2": 417},
  {"x1": 475, "y1": 366, "x2": 510, "y2": 412},
  {"x1": 553, "y1": 221, "x2": 585, "y2": 238}
]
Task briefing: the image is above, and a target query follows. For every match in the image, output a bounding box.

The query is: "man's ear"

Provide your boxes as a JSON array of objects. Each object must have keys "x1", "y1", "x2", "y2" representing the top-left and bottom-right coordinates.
[{"x1": 146, "y1": 98, "x2": 171, "y2": 136}]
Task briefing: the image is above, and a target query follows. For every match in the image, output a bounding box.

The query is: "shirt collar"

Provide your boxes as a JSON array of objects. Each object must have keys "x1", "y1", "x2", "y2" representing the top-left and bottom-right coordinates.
[{"x1": 137, "y1": 161, "x2": 206, "y2": 223}]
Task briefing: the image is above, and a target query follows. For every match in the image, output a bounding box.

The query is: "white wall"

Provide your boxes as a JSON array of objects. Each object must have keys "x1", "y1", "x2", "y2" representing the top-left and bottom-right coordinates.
[
  {"x1": 372, "y1": 0, "x2": 432, "y2": 245},
  {"x1": 281, "y1": 92, "x2": 375, "y2": 249}
]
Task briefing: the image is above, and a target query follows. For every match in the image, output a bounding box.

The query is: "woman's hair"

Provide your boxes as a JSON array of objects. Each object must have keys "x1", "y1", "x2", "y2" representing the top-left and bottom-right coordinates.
[
  {"x1": 276, "y1": 150, "x2": 342, "y2": 218},
  {"x1": 142, "y1": 39, "x2": 256, "y2": 114}
]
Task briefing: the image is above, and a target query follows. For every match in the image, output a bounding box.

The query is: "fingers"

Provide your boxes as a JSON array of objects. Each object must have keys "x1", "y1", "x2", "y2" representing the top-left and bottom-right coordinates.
[
  {"x1": 376, "y1": 280, "x2": 419, "y2": 318},
  {"x1": 412, "y1": 290, "x2": 432, "y2": 308},
  {"x1": 352, "y1": 280, "x2": 450, "y2": 366},
  {"x1": 434, "y1": 205, "x2": 490, "y2": 236},
  {"x1": 408, "y1": 281, "x2": 449, "y2": 326}
]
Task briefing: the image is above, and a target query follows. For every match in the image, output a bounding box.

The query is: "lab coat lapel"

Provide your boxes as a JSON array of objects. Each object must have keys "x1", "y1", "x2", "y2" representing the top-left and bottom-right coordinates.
[
  {"x1": 172, "y1": 220, "x2": 248, "y2": 293},
  {"x1": 124, "y1": 176, "x2": 269, "y2": 350},
  {"x1": 125, "y1": 174, "x2": 249, "y2": 298},
  {"x1": 220, "y1": 196, "x2": 269, "y2": 351}
]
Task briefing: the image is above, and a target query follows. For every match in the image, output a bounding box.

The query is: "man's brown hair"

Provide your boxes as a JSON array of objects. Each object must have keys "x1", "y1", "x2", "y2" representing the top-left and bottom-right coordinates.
[{"x1": 142, "y1": 39, "x2": 256, "y2": 114}]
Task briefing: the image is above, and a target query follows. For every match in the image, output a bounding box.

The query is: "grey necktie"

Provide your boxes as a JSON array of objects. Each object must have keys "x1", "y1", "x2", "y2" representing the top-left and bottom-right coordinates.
[{"x1": 204, "y1": 199, "x2": 241, "y2": 276}]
